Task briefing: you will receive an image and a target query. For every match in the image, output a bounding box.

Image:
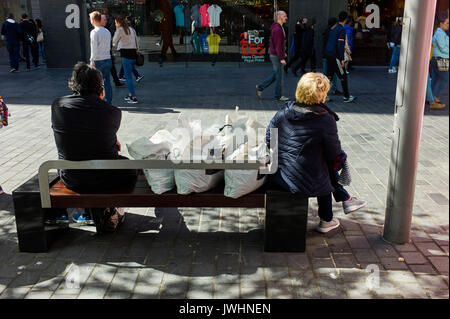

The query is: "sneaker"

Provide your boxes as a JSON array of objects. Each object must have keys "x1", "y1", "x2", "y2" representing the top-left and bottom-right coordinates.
[
  {"x1": 9, "y1": 68, "x2": 17, "y2": 73},
  {"x1": 343, "y1": 95, "x2": 357, "y2": 103},
  {"x1": 119, "y1": 77, "x2": 126, "y2": 82},
  {"x1": 430, "y1": 101, "x2": 446, "y2": 110},
  {"x1": 342, "y1": 197, "x2": 367, "y2": 214},
  {"x1": 127, "y1": 97, "x2": 138, "y2": 104},
  {"x1": 256, "y1": 86, "x2": 263, "y2": 99},
  {"x1": 316, "y1": 217, "x2": 340, "y2": 233},
  {"x1": 72, "y1": 211, "x2": 95, "y2": 225},
  {"x1": 124, "y1": 95, "x2": 132, "y2": 101},
  {"x1": 278, "y1": 96, "x2": 289, "y2": 102},
  {"x1": 325, "y1": 96, "x2": 332, "y2": 103},
  {"x1": 136, "y1": 75, "x2": 144, "y2": 82}
]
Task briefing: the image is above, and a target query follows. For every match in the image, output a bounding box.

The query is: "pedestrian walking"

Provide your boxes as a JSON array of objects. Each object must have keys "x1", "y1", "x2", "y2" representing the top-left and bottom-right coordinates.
[
  {"x1": 101, "y1": 14, "x2": 124, "y2": 88},
  {"x1": 159, "y1": 0, "x2": 177, "y2": 66},
  {"x1": 344, "y1": 16, "x2": 354, "y2": 72},
  {"x1": 266, "y1": 73, "x2": 366, "y2": 233},
  {"x1": 19, "y1": 13, "x2": 40, "y2": 70},
  {"x1": 322, "y1": 17, "x2": 340, "y2": 96},
  {"x1": 113, "y1": 15, "x2": 140, "y2": 104},
  {"x1": 256, "y1": 11, "x2": 289, "y2": 102},
  {"x1": 388, "y1": 17, "x2": 402, "y2": 74},
  {"x1": 324, "y1": 11, "x2": 356, "y2": 103},
  {"x1": 35, "y1": 18, "x2": 46, "y2": 63},
  {"x1": 1, "y1": 13, "x2": 21, "y2": 72},
  {"x1": 0, "y1": 95, "x2": 9, "y2": 195},
  {"x1": 89, "y1": 11, "x2": 113, "y2": 105},
  {"x1": 285, "y1": 17, "x2": 306, "y2": 76},
  {"x1": 298, "y1": 18, "x2": 317, "y2": 74},
  {"x1": 430, "y1": 12, "x2": 449, "y2": 109}
]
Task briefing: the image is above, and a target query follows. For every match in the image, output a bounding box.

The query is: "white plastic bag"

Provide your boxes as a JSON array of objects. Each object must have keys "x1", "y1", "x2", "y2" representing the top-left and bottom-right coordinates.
[
  {"x1": 224, "y1": 143, "x2": 269, "y2": 199},
  {"x1": 127, "y1": 130, "x2": 177, "y2": 194}
]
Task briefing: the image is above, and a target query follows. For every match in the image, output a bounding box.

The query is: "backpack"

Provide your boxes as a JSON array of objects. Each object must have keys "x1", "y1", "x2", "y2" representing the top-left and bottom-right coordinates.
[{"x1": 0, "y1": 96, "x2": 9, "y2": 128}]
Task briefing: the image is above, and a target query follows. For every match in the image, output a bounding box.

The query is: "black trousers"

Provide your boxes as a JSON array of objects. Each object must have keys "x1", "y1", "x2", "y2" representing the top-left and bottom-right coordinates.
[
  {"x1": 325, "y1": 56, "x2": 350, "y2": 98},
  {"x1": 286, "y1": 50, "x2": 302, "y2": 69},
  {"x1": 110, "y1": 53, "x2": 121, "y2": 85},
  {"x1": 299, "y1": 50, "x2": 317, "y2": 72}
]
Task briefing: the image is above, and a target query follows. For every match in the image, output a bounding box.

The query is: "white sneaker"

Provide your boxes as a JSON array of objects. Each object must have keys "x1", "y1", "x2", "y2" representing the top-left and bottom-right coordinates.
[
  {"x1": 342, "y1": 197, "x2": 367, "y2": 214},
  {"x1": 316, "y1": 217, "x2": 340, "y2": 233},
  {"x1": 278, "y1": 96, "x2": 289, "y2": 102}
]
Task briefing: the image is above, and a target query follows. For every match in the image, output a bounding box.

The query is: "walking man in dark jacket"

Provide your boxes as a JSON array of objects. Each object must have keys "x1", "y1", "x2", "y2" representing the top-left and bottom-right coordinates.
[
  {"x1": 1, "y1": 13, "x2": 22, "y2": 72},
  {"x1": 19, "y1": 13, "x2": 40, "y2": 70},
  {"x1": 256, "y1": 11, "x2": 289, "y2": 101},
  {"x1": 298, "y1": 18, "x2": 317, "y2": 74},
  {"x1": 324, "y1": 11, "x2": 356, "y2": 103},
  {"x1": 285, "y1": 17, "x2": 306, "y2": 76}
]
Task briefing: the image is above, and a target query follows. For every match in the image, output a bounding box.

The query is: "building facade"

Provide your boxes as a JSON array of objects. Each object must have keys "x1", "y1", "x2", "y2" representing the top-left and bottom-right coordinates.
[{"x1": 1, "y1": 0, "x2": 448, "y2": 68}]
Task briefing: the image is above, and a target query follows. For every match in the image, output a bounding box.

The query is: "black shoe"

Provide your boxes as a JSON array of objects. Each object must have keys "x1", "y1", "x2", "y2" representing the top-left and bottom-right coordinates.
[{"x1": 332, "y1": 90, "x2": 343, "y2": 96}]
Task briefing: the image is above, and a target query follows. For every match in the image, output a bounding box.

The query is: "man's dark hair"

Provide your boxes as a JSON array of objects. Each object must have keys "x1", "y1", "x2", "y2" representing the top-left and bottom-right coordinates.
[
  {"x1": 7, "y1": 13, "x2": 14, "y2": 19},
  {"x1": 338, "y1": 11, "x2": 348, "y2": 23},
  {"x1": 21, "y1": 13, "x2": 28, "y2": 19},
  {"x1": 69, "y1": 62, "x2": 104, "y2": 96},
  {"x1": 328, "y1": 17, "x2": 338, "y2": 27},
  {"x1": 437, "y1": 11, "x2": 448, "y2": 24}
]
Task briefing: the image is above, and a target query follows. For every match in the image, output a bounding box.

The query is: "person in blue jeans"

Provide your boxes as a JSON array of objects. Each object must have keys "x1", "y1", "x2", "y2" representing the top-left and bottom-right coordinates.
[
  {"x1": 256, "y1": 11, "x2": 289, "y2": 102},
  {"x1": 89, "y1": 11, "x2": 113, "y2": 105},
  {"x1": 1, "y1": 13, "x2": 21, "y2": 72},
  {"x1": 113, "y1": 15, "x2": 139, "y2": 104},
  {"x1": 266, "y1": 73, "x2": 366, "y2": 233},
  {"x1": 431, "y1": 13, "x2": 449, "y2": 109},
  {"x1": 388, "y1": 17, "x2": 402, "y2": 73}
]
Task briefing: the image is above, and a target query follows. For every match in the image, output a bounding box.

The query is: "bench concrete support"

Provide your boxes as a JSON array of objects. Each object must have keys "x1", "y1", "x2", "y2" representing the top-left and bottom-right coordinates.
[
  {"x1": 264, "y1": 190, "x2": 308, "y2": 252},
  {"x1": 13, "y1": 175, "x2": 68, "y2": 253}
]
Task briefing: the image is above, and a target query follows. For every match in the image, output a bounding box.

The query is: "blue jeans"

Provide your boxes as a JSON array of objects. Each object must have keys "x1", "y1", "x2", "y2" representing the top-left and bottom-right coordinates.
[
  {"x1": 6, "y1": 41, "x2": 20, "y2": 70},
  {"x1": 38, "y1": 42, "x2": 46, "y2": 62},
  {"x1": 119, "y1": 65, "x2": 140, "y2": 79},
  {"x1": 322, "y1": 58, "x2": 338, "y2": 92},
  {"x1": 122, "y1": 57, "x2": 137, "y2": 97},
  {"x1": 389, "y1": 45, "x2": 401, "y2": 69},
  {"x1": 431, "y1": 57, "x2": 449, "y2": 100},
  {"x1": 257, "y1": 55, "x2": 284, "y2": 99},
  {"x1": 94, "y1": 59, "x2": 113, "y2": 105},
  {"x1": 426, "y1": 71, "x2": 434, "y2": 103},
  {"x1": 23, "y1": 42, "x2": 39, "y2": 68}
]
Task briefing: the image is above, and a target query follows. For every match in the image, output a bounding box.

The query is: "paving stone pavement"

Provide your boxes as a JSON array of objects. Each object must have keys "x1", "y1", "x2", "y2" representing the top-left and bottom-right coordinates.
[{"x1": 0, "y1": 61, "x2": 448, "y2": 299}]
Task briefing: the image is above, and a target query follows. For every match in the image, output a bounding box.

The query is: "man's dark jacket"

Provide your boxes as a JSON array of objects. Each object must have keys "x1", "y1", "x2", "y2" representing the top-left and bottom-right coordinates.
[
  {"x1": 19, "y1": 19, "x2": 37, "y2": 42},
  {"x1": 51, "y1": 94, "x2": 137, "y2": 192},
  {"x1": 266, "y1": 101, "x2": 342, "y2": 197},
  {"x1": 1, "y1": 20, "x2": 21, "y2": 44},
  {"x1": 324, "y1": 23, "x2": 346, "y2": 61}
]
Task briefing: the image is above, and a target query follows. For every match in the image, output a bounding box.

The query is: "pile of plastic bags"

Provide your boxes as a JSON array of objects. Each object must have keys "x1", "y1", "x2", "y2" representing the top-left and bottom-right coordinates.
[{"x1": 127, "y1": 108, "x2": 270, "y2": 198}]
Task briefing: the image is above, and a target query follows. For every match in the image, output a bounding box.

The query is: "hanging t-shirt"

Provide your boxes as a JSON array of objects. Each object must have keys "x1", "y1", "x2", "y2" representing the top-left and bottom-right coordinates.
[
  {"x1": 200, "y1": 33, "x2": 209, "y2": 54},
  {"x1": 173, "y1": 5, "x2": 185, "y2": 27},
  {"x1": 191, "y1": 4, "x2": 201, "y2": 28},
  {"x1": 207, "y1": 5, "x2": 222, "y2": 27},
  {"x1": 207, "y1": 33, "x2": 221, "y2": 54},
  {"x1": 183, "y1": 5, "x2": 191, "y2": 29},
  {"x1": 191, "y1": 32, "x2": 201, "y2": 54},
  {"x1": 199, "y1": 4, "x2": 210, "y2": 27}
]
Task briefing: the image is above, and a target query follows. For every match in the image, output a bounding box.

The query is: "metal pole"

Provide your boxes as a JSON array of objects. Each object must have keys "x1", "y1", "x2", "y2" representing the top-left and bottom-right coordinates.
[{"x1": 383, "y1": 0, "x2": 437, "y2": 244}]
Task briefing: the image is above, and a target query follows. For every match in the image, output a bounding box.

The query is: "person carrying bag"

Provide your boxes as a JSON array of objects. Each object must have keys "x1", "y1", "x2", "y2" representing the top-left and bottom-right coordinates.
[{"x1": 430, "y1": 12, "x2": 449, "y2": 108}]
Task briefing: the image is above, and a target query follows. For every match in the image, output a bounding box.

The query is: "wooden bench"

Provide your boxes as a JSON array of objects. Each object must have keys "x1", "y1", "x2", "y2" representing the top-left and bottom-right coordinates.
[{"x1": 12, "y1": 160, "x2": 308, "y2": 253}]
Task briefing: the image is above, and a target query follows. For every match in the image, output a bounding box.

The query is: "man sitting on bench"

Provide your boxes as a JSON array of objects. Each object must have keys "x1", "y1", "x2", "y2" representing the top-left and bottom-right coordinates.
[{"x1": 50, "y1": 61, "x2": 138, "y2": 231}]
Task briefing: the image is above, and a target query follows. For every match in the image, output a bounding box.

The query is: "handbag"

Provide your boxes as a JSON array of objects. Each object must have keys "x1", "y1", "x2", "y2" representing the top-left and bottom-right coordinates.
[
  {"x1": 136, "y1": 52, "x2": 145, "y2": 66},
  {"x1": 436, "y1": 57, "x2": 449, "y2": 72},
  {"x1": 37, "y1": 30, "x2": 44, "y2": 42}
]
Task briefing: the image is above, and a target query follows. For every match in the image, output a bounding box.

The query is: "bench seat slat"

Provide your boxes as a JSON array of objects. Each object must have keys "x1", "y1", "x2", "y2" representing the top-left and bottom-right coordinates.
[{"x1": 49, "y1": 175, "x2": 265, "y2": 208}]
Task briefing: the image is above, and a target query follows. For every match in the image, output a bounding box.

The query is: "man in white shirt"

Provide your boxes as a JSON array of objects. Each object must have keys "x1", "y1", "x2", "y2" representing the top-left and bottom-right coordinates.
[{"x1": 89, "y1": 11, "x2": 113, "y2": 104}]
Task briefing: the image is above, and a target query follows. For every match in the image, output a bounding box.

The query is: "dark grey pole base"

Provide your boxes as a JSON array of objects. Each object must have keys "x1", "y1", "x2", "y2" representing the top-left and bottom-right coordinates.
[
  {"x1": 264, "y1": 190, "x2": 308, "y2": 252},
  {"x1": 12, "y1": 174, "x2": 68, "y2": 253}
]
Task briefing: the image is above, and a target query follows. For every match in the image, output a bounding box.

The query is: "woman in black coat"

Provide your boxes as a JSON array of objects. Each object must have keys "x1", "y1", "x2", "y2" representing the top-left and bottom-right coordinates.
[{"x1": 266, "y1": 72, "x2": 366, "y2": 233}]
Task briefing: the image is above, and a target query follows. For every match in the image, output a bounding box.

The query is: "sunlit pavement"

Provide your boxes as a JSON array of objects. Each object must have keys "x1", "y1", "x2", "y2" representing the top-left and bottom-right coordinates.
[{"x1": 0, "y1": 62, "x2": 448, "y2": 299}]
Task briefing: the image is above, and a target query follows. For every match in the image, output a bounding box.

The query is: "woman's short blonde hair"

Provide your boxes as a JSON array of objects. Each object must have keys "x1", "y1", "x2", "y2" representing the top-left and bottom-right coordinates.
[{"x1": 295, "y1": 72, "x2": 331, "y2": 104}]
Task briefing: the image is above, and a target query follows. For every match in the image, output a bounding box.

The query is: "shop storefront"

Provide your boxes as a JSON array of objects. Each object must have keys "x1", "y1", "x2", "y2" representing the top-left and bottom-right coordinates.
[{"x1": 85, "y1": 0, "x2": 289, "y2": 65}]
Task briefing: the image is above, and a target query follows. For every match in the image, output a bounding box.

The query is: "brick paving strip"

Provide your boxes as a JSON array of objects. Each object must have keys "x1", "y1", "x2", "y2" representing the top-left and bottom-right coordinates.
[{"x1": 0, "y1": 65, "x2": 448, "y2": 299}]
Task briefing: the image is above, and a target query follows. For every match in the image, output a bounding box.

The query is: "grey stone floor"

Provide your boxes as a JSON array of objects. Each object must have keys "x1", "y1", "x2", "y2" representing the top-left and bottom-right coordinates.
[{"x1": 0, "y1": 61, "x2": 448, "y2": 299}]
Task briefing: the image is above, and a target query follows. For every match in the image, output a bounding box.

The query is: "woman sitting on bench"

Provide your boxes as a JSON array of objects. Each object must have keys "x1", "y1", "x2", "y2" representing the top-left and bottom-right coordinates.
[
  {"x1": 50, "y1": 62, "x2": 138, "y2": 230},
  {"x1": 266, "y1": 72, "x2": 366, "y2": 233}
]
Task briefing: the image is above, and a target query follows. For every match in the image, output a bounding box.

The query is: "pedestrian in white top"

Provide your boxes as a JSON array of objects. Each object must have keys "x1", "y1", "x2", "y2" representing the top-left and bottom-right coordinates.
[{"x1": 89, "y1": 11, "x2": 113, "y2": 105}]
